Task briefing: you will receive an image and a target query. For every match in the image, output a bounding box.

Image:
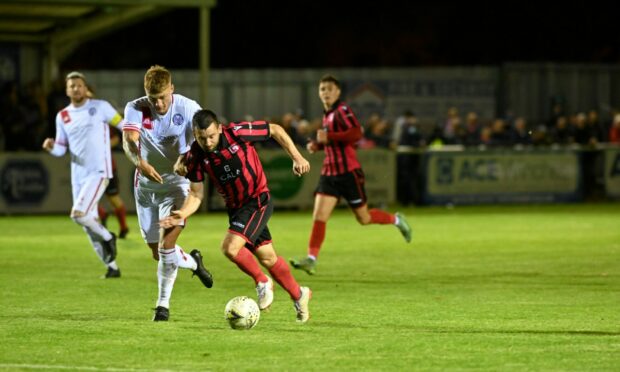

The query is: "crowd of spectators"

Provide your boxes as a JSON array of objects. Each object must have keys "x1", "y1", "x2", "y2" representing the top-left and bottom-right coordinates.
[
  {"x1": 253, "y1": 105, "x2": 620, "y2": 151},
  {"x1": 2, "y1": 79, "x2": 620, "y2": 152}
]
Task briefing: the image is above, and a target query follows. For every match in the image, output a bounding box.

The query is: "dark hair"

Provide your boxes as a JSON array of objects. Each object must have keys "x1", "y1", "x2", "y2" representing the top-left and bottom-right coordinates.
[
  {"x1": 319, "y1": 74, "x2": 340, "y2": 89},
  {"x1": 192, "y1": 109, "x2": 219, "y2": 130}
]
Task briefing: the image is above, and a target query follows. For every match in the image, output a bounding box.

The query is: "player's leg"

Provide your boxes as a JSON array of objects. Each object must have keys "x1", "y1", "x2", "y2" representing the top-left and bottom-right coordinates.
[
  {"x1": 105, "y1": 171, "x2": 129, "y2": 238},
  {"x1": 71, "y1": 176, "x2": 119, "y2": 276},
  {"x1": 97, "y1": 204, "x2": 108, "y2": 227},
  {"x1": 159, "y1": 186, "x2": 212, "y2": 288},
  {"x1": 290, "y1": 192, "x2": 338, "y2": 275},
  {"x1": 108, "y1": 194, "x2": 129, "y2": 238},
  {"x1": 134, "y1": 187, "x2": 175, "y2": 320},
  {"x1": 255, "y1": 241, "x2": 311, "y2": 322},
  {"x1": 346, "y1": 169, "x2": 412, "y2": 243}
]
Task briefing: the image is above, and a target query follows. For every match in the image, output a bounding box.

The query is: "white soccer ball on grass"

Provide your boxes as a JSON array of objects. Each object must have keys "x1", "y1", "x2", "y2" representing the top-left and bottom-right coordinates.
[{"x1": 224, "y1": 296, "x2": 260, "y2": 330}]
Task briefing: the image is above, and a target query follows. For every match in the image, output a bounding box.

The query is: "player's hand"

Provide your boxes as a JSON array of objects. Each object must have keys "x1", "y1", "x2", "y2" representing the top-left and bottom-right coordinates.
[
  {"x1": 292, "y1": 157, "x2": 310, "y2": 176},
  {"x1": 42, "y1": 138, "x2": 55, "y2": 151},
  {"x1": 316, "y1": 129, "x2": 328, "y2": 144},
  {"x1": 306, "y1": 140, "x2": 318, "y2": 154},
  {"x1": 174, "y1": 156, "x2": 189, "y2": 177},
  {"x1": 159, "y1": 210, "x2": 185, "y2": 229},
  {"x1": 138, "y1": 160, "x2": 163, "y2": 184}
]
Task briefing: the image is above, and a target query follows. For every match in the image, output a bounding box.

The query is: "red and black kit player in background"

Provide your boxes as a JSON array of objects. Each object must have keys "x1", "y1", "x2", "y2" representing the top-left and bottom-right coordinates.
[
  {"x1": 98, "y1": 121, "x2": 130, "y2": 238},
  {"x1": 290, "y1": 74, "x2": 412, "y2": 275},
  {"x1": 160, "y1": 109, "x2": 313, "y2": 323}
]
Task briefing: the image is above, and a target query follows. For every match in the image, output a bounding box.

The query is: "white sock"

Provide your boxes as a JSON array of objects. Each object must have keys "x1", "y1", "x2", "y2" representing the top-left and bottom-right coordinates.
[
  {"x1": 107, "y1": 261, "x2": 118, "y2": 270},
  {"x1": 82, "y1": 227, "x2": 107, "y2": 265},
  {"x1": 74, "y1": 215, "x2": 112, "y2": 241},
  {"x1": 156, "y1": 248, "x2": 178, "y2": 309},
  {"x1": 175, "y1": 245, "x2": 197, "y2": 271},
  {"x1": 394, "y1": 215, "x2": 400, "y2": 225},
  {"x1": 308, "y1": 255, "x2": 317, "y2": 261}
]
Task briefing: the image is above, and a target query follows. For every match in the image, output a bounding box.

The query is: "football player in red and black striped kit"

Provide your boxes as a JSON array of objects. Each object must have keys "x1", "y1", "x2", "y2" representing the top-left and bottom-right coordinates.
[
  {"x1": 160, "y1": 109, "x2": 313, "y2": 323},
  {"x1": 290, "y1": 74, "x2": 412, "y2": 275}
]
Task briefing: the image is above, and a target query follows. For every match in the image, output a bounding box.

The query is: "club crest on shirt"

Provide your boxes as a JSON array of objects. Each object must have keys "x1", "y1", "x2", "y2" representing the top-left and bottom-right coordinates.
[
  {"x1": 233, "y1": 125, "x2": 243, "y2": 131},
  {"x1": 60, "y1": 110, "x2": 71, "y2": 124},
  {"x1": 142, "y1": 117, "x2": 153, "y2": 130},
  {"x1": 172, "y1": 113, "x2": 184, "y2": 126},
  {"x1": 88, "y1": 107, "x2": 97, "y2": 116}
]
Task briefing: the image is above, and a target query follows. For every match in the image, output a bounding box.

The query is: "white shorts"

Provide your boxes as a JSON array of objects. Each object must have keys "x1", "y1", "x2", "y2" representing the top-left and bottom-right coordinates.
[
  {"x1": 72, "y1": 175, "x2": 109, "y2": 217},
  {"x1": 135, "y1": 184, "x2": 188, "y2": 244}
]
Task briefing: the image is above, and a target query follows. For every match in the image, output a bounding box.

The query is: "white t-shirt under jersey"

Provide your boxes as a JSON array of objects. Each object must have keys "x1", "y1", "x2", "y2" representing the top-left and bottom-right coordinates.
[
  {"x1": 122, "y1": 94, "x2": 201, "y2": 190},
  {"x1": 52, "y1": 99, "x2": 121, "y2": 182}
]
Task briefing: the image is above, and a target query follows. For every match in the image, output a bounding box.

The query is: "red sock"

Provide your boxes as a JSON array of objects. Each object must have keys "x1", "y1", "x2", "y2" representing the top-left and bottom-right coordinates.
[
  {"x1": 97, "y1": 205, "x2": 107, "y2": 220},
  {"x1": 114, "y1": 205, "x2": 128, "y2": 230},
  {"x1": 268, "y1": 257, "x2": 301, "y2": 300},
  {"x1": 369, "y1": 209, "x2": 395, "y2": 224},
  {"x1": 308, "y1": 220, "x2": 326, "y2": 258},
  {"x1": 232, "y1": 247, "x2": 268, "y2": 284}
]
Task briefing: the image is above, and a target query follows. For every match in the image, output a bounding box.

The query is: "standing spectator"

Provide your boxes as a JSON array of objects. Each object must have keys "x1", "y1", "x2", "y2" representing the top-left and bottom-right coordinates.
[
  {"x1": 511, "y1": 117, "x2": 532, "y2": 146},
  {"x1": 609, "y1": 114, "x2": 620, "y2": 143}
]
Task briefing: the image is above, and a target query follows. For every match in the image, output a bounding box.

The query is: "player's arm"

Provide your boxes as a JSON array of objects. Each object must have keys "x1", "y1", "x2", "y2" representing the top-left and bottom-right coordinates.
[
  {"x1": 43, "y1": 115, "x2": 68, "y2": 156},
  {"x1": 317, "y1": 126, "x2": 363, "y2": 145},
  {"x1": 122, "y1": 130, "x2": 163, "y2": 184},
  {"x1": 159, "y1": 181, "x2": 204, "y2": 228},
  {"x1": 269, "y1": 123, "x2": 310, "y2": 176}
]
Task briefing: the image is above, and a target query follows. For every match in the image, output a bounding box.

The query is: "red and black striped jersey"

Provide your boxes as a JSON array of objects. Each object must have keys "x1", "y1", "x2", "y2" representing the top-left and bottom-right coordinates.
[
  {"x1": 321, "y1": 100, "x2": 363, "y2": 176},
  {"x1": 185, "y1": 121, "x2": 271, "y2": 209}
]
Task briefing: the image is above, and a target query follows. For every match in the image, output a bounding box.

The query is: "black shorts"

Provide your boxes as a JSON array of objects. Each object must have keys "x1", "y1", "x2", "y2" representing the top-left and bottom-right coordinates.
[
  {"x1": 227, "y1": 192, "x2": 273, "y2": 251},
  {"x1": 104, "y1": 168, "x2": 120, "y2": 196},
  {"x1": 315, "y1": 168, "x2": 367, "y2": 208}
]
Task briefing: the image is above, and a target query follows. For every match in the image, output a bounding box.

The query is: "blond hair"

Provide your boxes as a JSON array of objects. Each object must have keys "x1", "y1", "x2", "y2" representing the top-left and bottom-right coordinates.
[{"x1": 144, "y1": 65, "x2": 171, "y2": 94}]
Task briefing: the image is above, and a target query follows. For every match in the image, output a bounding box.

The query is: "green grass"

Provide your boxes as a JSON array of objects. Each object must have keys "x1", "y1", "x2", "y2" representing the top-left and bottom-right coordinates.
[{"x1": 1, "y1": 204, "x2": 619, "y2": 371}]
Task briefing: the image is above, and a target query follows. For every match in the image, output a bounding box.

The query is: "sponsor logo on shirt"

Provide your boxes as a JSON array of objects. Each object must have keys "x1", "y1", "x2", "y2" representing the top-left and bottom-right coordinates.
[
  {"x1": 228, "y1": 144, "x2": 239, "y2": 153},
  {"x1": 172, "y1": 113, "x2": 184, "y2": 126},
  {"x1": 60, "y1": 110, "x2": 71, "y2": 124},
  {"x1": 232, "y1": 221, "x2": 245, "y2": 228}
]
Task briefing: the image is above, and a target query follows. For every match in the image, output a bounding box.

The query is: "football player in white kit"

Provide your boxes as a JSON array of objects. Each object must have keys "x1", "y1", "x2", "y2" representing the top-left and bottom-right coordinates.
[
  {"x1": 42, "y1": 71, "x2": 121, "y2": 279},
  {"x1": 122, "y1": 65, "x2": 213, "y2": 321}
]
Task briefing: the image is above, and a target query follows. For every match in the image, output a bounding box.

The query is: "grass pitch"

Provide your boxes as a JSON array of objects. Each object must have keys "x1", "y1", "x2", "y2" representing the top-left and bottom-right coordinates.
[{"x1": 1, "y1": 204, "x2": 619, "y2": 371}]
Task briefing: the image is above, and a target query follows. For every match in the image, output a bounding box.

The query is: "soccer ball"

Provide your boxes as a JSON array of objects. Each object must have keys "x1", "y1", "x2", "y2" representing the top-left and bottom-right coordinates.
[{"x1": 224, "y1": 296, "x2": 260, "y2": 330}]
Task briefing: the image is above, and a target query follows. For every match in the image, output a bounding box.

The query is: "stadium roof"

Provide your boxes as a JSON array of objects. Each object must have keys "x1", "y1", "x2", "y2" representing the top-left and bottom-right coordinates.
[{"x1": 0, "y1": 0, "x2": 216, "y2": 101}]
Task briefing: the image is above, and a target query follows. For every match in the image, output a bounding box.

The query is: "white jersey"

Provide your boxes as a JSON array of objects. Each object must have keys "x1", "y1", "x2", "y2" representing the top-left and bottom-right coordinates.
[
  {"x1": 53, "y1": 99, "x2": 121, "y2": 182},
  {"x1": 123, "y1": 94, "x2": 201, "y2": 190}
]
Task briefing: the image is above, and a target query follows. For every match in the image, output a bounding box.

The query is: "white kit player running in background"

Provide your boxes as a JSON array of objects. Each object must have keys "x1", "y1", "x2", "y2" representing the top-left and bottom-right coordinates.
[
  {"x1": 42, "y1": 71, "x2": 122, "y2": 279},
  {"x1": 122, "y1": 65, "x2": 213, "y2": 322}
]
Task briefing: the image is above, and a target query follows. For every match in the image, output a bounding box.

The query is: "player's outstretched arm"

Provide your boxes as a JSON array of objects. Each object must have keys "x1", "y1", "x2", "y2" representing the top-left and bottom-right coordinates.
[
  {"x1": 160, "y1": 181, "x2": 204, "y2": 228},
  {"x1": 269, "y1": 123, "x2": 310, "y2": 176},
  {"x1": 122, "y1": 130, "x2": 163, "y2": 184}
]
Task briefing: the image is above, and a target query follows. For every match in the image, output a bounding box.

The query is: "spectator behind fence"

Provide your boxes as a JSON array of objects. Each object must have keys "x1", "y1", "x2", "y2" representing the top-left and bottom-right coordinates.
[
  {"x1": 461, "y1": 111, "x2": 481, "y2": 146},
  {"x1": 512, "y1": 117, "x2": 532, "y2": 146},
  {"x1": 550, "y1": 116, "x2": 574, "y2": 145},
  {"x1": 609, "y1": 114, "x2": 620, "y2": 143},
  {"x1": 397, "y1": 111, "x2": 425, "y2": 147}
]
